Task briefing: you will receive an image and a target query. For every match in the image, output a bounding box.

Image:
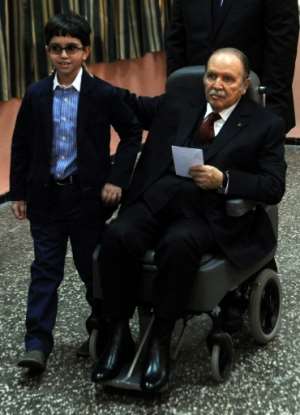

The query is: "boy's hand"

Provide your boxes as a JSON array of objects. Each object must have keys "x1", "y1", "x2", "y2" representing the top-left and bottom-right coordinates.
[
  {"x1": 11, "y1": 200, "x2": 27, "y2": 220},
  {"x1": 101, "y1": 183, "x2": 122, "y2": 206},
  {"x1": 189, "y1": 165, "x2": 223, "y2": 190}
]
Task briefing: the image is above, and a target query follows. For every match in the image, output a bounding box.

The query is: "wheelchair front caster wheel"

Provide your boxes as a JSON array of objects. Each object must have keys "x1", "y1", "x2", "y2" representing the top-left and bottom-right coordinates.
[
  {"x1": 210, "y1": 333, "x2": 233, "y2": 382},
  {"x1": 249, "y1": 269, "x2": 282, "y2": 345},
  {"x1": 89, "y1": 329, "x2": 99, "y2": 361}
]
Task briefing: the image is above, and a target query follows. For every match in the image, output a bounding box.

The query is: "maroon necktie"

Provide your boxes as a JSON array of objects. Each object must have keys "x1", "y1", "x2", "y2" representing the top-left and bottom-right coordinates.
[{"x1": 197, "y1": 112, "x2": 221, "y2": 144}]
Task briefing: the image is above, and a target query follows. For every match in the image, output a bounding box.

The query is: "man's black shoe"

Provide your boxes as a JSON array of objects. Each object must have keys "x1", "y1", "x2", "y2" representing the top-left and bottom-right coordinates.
[
  {"x1": 141, "y1": 318, "x2": 173, "y2": 393},
  {"x1": 91, "y1": 320, "x2": 135, "y2": 383},
  {"x1": 18, "y1": 350, "x2": 47, "y2": 372}
]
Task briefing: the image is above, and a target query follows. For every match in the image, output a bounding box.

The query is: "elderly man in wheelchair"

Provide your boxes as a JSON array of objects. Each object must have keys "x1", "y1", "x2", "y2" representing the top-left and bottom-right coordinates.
[{"x1": 90, "y1": 48, "x2": 286, "y2": 393}]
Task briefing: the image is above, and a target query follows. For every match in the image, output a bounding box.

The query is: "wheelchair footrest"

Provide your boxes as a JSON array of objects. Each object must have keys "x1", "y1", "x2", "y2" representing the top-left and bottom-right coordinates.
[
  {"x1": 101, "y1": 314, "x2": 180, "y2": 393},
  {"x1": 102, "y1": 362, "x2": 144, "y2": 392}
]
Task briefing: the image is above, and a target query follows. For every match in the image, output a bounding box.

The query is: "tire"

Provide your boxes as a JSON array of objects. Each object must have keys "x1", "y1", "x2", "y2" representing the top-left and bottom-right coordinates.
[
  {"x1": 89, "y1": 329, "x2": 99, "y2": 361},
  {"x1": 248, "y1": 269, "x2": 282, "y2": 345},
  {"x1": 210, "y1": 334, "x2": 233, "y2": 382}
]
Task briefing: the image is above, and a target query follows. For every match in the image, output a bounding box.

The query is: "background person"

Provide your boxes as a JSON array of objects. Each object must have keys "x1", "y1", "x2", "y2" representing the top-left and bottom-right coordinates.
[{"x1": 165, "y1": 0, "x2": 299, "y2": 133}]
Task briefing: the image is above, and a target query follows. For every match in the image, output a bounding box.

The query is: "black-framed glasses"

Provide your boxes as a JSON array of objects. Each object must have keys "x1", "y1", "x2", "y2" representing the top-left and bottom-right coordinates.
[{"x1": 48, "y1": 43, "x2": 84, "y2": 55}]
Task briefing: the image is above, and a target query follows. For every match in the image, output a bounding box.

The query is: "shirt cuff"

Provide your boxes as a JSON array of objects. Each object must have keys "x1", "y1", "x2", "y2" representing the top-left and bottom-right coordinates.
[{"x1": 217, "y1": 170, "x2": 229, "y2": 195}]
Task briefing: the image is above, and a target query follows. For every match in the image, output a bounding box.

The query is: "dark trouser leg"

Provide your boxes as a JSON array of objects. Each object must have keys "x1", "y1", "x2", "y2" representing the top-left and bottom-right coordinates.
[
  {"x1": 91, "y1": 202, "x2": 161, "y2": 382},
  {"x1": 91, "y1": 318, "x2": 136, "y2": 382},
  {"x1": 154, "y1": 216, "x2": 215, "y2": 319},
  {"x1": 26, "y1": 221, "x2": 68, "y2": 355},
  {"x1": 68, "y1": 199, "x2": 112, "y2": 333},
  {"x1": 141, "y1": 216, "x2": 215, "y2": 392},
  {"x1": 99, "y1": 202, "x2": 161, "y2": 320},
  {"x1": 69, "y1": 220, "x2": 103, "y2": 317}
]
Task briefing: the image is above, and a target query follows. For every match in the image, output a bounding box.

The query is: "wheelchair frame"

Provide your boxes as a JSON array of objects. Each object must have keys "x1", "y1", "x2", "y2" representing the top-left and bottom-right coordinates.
[{"x1": 90, "y1": 67, "x2": 283, "y2": 392}]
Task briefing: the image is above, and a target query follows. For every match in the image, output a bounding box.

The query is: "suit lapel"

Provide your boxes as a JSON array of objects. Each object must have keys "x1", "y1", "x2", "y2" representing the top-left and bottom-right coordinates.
[
  {"x1": 213, "y1": 0, "x2": 234, "y2": 39},
  {"x1": 201, "y1": 1, "x2": 215, "y2": 40},
  {"x1": 76, "y1": 70, "x2": 95, "y2": 146},
  {"x1": 204, "y1": 97, "x2": 251, "y2": 162},
  {"x1": 39, "y1": 75, "x2": 54, "y2": 157},
  {"x1": 173, "y1": 102, "x2": 205, "y2": 146}
]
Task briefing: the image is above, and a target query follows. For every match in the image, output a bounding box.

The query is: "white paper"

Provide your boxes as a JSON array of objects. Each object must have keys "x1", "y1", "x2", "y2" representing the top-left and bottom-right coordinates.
[{"x1": 171, "y1": 145, "x2": 204, "y2": 178}]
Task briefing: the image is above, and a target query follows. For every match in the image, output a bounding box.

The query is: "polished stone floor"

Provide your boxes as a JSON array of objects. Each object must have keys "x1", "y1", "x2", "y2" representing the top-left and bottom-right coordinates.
[{"x1": 0, "y1": 146, "x2": 299, "y2": 415}]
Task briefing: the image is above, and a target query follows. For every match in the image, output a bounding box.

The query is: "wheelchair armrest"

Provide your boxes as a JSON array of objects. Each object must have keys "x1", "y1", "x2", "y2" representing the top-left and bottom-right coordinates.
[{"x1": 225, "y1": 198, "x2": 263, "y2": 217}]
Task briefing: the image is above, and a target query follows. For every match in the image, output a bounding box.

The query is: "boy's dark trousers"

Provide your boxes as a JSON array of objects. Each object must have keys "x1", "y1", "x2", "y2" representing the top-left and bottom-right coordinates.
[{"x1": 25, "y1": 177, "x2": 111, "y2": 355}]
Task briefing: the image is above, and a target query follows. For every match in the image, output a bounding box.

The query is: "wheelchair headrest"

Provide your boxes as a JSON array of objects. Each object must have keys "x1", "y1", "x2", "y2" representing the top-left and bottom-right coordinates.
[{"x1": 166, "y1": 65, "x2": 261, "y2": 105}]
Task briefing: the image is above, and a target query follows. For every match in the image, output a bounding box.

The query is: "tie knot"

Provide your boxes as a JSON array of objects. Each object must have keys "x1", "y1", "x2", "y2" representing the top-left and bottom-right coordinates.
[{"x1": 207, "y1": 112, "x2": 221, "y2": 124}]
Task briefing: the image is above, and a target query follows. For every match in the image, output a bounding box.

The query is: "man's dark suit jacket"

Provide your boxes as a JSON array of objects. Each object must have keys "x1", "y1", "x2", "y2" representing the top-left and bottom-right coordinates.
[
  {"x1": 122, "y1": 91, "x2": 286, "y2": 269},
  {"x1": 166, "y1": 0, "x2": 299, "y2": 132},
  {"x1": 9, "y1": 70, "x2": 141, "y2": 221}
]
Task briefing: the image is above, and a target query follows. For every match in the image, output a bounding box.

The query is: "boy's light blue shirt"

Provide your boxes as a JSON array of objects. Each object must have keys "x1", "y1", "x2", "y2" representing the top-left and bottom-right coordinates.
[{"x1": 50, "y1": 68, "x2": 82, "y2": 179}]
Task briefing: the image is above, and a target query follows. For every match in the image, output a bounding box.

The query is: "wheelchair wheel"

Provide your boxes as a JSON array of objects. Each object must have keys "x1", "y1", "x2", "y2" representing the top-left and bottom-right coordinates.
[
  {"x1": 210, "y1": 333, "x2": 233, "y2": 382},
  {"x1": 89, "y1": 329, "x2": 99, "y2": 361},
  {"x1": 248, "y1": 269, "x2": 282, "y2": 345}
]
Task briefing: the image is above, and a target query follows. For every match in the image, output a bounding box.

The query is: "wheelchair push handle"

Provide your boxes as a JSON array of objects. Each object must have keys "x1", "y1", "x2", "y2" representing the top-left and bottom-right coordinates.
[{"x1": 258, "y1": 86, "x2": 267, "y2": 108}]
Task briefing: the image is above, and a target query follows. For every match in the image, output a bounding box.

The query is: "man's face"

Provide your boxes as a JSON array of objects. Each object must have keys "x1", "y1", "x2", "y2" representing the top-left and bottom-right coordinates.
[
  {"x1": 46, "y1": 35, "x2": 90, "y2": 84},
  {"x1": 203, "y1": 52, "x2": 249, "y2": 112}
]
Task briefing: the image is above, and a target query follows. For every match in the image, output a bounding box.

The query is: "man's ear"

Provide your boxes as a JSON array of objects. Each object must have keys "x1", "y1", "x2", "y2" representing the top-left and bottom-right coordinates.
[
  {"x1": 82, "y1": 46, "x2": 91, "y2": 62},
  {"x1": 242, "y1": 77, "x2": 250, "y2": 95}
]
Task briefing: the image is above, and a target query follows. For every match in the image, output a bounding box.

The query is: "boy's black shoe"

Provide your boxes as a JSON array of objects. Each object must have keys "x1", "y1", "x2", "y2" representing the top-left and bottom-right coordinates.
[{"x1": 18, "y1": 350, "x2": 47, "y2": 372}]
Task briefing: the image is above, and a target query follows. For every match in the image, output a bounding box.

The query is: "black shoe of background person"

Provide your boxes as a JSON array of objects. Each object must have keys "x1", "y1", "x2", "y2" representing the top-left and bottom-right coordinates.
[
  {"x1": 18, "y1": 350, "x2": 47, "y2": 372},
  {"x1": 140, "y1": 318, "x2": 174, "y2": 393},
  {"x1": 86, "y1": 313, "x2": 99, "y2": 334},
  {"x1": 76, "y1": 312, "x2": 97, "y2": 357},
  {"x1": 220, "y1": 291, "x2": 246, "y2": 334},
  {"x1": 91, "y1": 319, "x2": 135, "y2": 383},
  {"x1": 222, "y1": 306, "x2": 244, "y2": 333},
  {"x1": 76, "y1": 339, "x2": 90, "y2": 358}
]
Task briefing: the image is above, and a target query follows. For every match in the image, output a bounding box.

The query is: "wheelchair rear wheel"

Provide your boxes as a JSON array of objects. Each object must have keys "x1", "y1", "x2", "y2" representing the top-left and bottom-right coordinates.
[{"x1": 248, "y1": 268, "x2": 282, "y2": 344}]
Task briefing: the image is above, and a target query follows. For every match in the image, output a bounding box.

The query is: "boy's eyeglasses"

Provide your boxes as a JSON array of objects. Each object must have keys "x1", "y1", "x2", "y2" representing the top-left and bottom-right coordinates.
[{"x1": 48, "y1": 43, "x2": 84, "y2": 55}]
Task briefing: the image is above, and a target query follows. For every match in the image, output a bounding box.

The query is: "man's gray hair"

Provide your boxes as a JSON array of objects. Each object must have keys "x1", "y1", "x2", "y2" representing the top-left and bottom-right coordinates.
[{"x1": 208, "y1": 48, "x2": 250, "y2": 79}]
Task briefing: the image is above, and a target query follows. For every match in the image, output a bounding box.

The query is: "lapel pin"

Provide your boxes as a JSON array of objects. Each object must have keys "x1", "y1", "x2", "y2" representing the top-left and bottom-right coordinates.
[{"x1": 237, "y1": 122, "x2": 243, "y2": 127}]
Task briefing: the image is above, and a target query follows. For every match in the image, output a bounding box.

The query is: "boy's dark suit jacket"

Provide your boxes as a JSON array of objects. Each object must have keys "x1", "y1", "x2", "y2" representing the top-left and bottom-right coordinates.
[
  {"x1": 10, "y1": 70, "x2": 141, "y2": 222},
  {"x1": 122, "y1": 92, "x2": 286, "y2": 269},
  {"x1": 166, "y1": 0, "x2": 299, "y2": 132}
]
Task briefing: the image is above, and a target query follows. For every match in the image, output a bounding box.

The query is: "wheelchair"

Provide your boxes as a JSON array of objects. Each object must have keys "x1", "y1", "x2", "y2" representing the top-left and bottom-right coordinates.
[{"x1": 90, "y1": 66, "x2": 282, "y2": 391}]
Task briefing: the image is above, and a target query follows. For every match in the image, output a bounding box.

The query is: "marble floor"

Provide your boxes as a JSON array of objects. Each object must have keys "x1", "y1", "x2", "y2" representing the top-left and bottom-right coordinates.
[{"x1": 0, "y1": 146, "x2": 299, "y2": 415}]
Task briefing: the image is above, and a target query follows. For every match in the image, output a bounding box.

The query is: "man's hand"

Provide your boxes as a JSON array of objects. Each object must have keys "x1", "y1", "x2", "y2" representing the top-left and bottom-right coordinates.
[
  {"x1": 11, "y1": 200, "x2": 27, "y2": 220},
  {"x1": 189, "y1": 165, "x2": 223, "y2": 190},
  {"x1": 101, "y1": 183, "x2": 122, "y2": 206}
]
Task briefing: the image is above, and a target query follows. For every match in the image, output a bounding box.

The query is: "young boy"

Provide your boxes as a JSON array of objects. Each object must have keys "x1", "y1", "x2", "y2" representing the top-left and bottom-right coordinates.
[{"x1": 10, "y1": 12, "x2": 141, "y2": 372}]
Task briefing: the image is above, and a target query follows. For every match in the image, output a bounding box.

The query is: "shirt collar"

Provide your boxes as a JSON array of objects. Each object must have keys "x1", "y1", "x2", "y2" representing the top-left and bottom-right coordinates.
[
  {"x1": 53, "y1": 67, "x2": 83, "y2": 91},
  {"x1": 205, "y1": 100, "x2": 239, "y2": 122}
]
